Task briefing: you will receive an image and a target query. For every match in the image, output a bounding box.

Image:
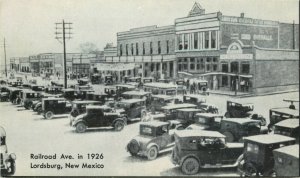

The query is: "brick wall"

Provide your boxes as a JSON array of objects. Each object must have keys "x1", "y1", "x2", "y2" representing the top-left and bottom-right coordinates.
[{"x1": 279, "y1": 23, "x2": 299, "y2": 49}]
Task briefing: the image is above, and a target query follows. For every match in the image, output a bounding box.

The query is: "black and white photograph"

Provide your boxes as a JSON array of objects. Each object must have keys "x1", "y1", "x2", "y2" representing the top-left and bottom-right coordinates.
[{"x1": 0, "y1": 0, "x2": 299, "y2": 176}]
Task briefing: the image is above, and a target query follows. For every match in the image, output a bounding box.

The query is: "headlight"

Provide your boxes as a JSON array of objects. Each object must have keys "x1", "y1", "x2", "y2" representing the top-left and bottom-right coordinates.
[{"x1": 10, "y1": 153, "x2": 16, "y2": 160}]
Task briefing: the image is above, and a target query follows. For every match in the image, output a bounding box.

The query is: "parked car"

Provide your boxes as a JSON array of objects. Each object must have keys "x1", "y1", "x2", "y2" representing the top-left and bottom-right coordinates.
[
  {"x1": 183, "y1": 94, "x2": 206, "y2": 106},
  {"x1": 71, "y1": 105, "x2": 127, "y2": 133},
  {"x1": 115, "y1": 99, "x2": 146, "y2": 121},
  {"x1": 0, "y1": 86, "x2": 10, "y2": 102},
  {"x1": 225, "y1": 100, "x2": 266, "y2": 125},
  {"x1": 268, "y1": 107, "x2": 299, "y2": 131},
  {"x1": 122, "y1": 90, "x2": 151, "y2": 104},
  {"x1": 274, "y1": 119, "x2": 299, "y2": 143},
  {"x1": 8, "y1": 87, "x2": 22, "y2": 104},
  {"x1": 198, "y1": 102, "x2": 219, "y2": 114},
  {"x1": 172, "y1": 108, "x2": 204, "y2": 129},
  {"x1": 147, "y1": 94, "x2": 174, "y2": 112},
  {"x1": 171, "y1": 130, "x2": 244, "y2": 175},
  {"x1": 41, "y1": 98, "x2": 72, "y2": 119},
  {"x1": 77, "y1": 78, "x2": 89, "y2": 86},
  {"x1": 44, "y1": 86, "x2": 63, "y2": 95},
  {"x1": 31, "y1": 93, "x2": 61, "y2": 114},
  {"x1": 273, "y1": 144, "x2": 299, "y2": 177},
  {"x1": 115, "y1": 84, "x2": 136, "y2": 97},
  {"x1": 21, "y1": 90, "x2": 43, "y2": 109},
  {"x1": 104, "y1": 75, "x2": 113, "y2": 85},
  {"x1": 104, "y1": 86, "x2": 117, "y2": 98},
  {"x1": 238, "y1": 134, "x2": 296, "y2": 176},
  {"x1": 63, "y1": 88, "x2": 76, "y2": 101},
  {"x1": 0, "y1": 126, "x2": 16, "y2": 176},
  {"x1": 126, "y1": 121, "x2": 176, "y2": 160},
  {"x1": 159, "y1": 103, "x2": 197, "y2": 121},
  {"x1": 69, "y1": 100, "x2": 101, "y2": 124},
  {"x1": 186, "y1": 113, "x2": 223, "y2": 131},
  {"x1": 142, "y1": 77, "x2": 154, "y2": 84},
  {"x1": 143, "y1": 82, "x2": 177, "y2": 96}
]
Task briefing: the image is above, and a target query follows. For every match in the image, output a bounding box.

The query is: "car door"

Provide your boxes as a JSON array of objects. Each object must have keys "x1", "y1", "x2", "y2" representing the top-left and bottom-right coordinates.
[
  {"x1": 201, "y1": 138, "x2": 221, "y2": 165},
  {"x1": 87, "y1": 110, "x2": 102, "y2": 127},
  {"x1": 156, "y1": 125, "x2": 173, "y2": 149}
]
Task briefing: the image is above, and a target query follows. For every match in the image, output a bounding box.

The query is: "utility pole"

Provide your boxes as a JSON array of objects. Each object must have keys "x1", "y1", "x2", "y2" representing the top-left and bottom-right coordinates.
[
  {"x1": 1, "y1": 38, "x2": 8, "y2": 78},
  {"x1": 55, "y1": 20, "x2": 72, "y2": 88}
]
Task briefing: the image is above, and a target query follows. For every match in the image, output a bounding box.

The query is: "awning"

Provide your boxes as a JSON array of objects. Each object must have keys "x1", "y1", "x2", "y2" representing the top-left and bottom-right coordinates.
[
  {"x1": 178, "y1": 72, "x2": 193, "y2": 76},
  {"x1": 95, "y1": 63, "x2": 139, "y2": 71},
  {"x1": 198, "y1": 72, "x2": 253, "y2": 78}
]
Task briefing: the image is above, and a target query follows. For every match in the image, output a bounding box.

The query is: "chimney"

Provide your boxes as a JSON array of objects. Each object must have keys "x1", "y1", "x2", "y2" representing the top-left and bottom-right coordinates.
[{"x1": 240, "y1": 13, "x2": 245, "y2": 18}]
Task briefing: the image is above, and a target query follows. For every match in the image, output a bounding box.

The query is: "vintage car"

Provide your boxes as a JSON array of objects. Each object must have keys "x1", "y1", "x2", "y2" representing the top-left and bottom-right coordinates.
[
  {"x1": 31, "y1": 93, "x2": 61, "y2": 113},
  {"x1": 44, "y1": 86, "x2": 63, "y2": 95},
  {"x1": 175, "y1": 79, "x2": 185, "y2": 94},
  {"x1": 172, "y1": 108, "x2": 204, "y2": 129},
  {"x1": 147, "y1": 94, "x2": 174, "y2": 112},
  {"x1": 114, "y1": 99, "x2": 146, "y2": 121},
  {"x1": 30, "y1": 85, "x2": 44, "y2": 92},
  {"x1": 186, "y1": 113, "x2": 223, "y2": 131},
  {"x1": 171, "y1": 130, "x2": 244, "y2": 175},
  {"x1": 268, "y1": 107, "x2": 299, "y2": 131},
  {"x1": 91, "y1": 73, "x2": 101, "y2": 84},
  {"x1": 142, "y1": 77, "x2": 154, "y2": 84},
  {"x1": 63, "y1": 88, "x2": 76, "y2": 101},
  {"x1": 126, "y1": 77, "x2": 141, "y2": 86},
  {"x1": 274, "y1": 119, "x2": 299, "y2": 143},
  {"x1": 126, "y1": 121, "x2": 176, "y2": 160},
  {"x1": 0, "y1": 86, "x2": 10, "y2": 102},
  {"x1": 21, "y1": 90, "x2": 43, "y2": 109},
  {"x1": 77, "y1": 78, "x2": 89, "y2": 86},
  {"x1": 104, "y1": 86, "x2": 117, "y2": 98},
  {"x1": 86, "y1": 92, "x2": 109, "y2": 104},
  {"x1": 104, "y1": 75, "x2": 113, "y2": 85},
  {"x1": 115, "y1": 84, "x2": 136, "y2": 96},
  {"x1": 238, "y1": 134, "x2": 296, "y2": 176},
  {"x1": 71, "y1": 105, "x2": 127, "y2": 133},
  {"x1": 122, "y1": 90, "x2": 151, "y2": 104},
  {"x1": 41, "y1": 98, "x2": 72, "y2": 119},
  {"x1": 273, "y1": 144, "x2": 299, "y2": 177},
  {"x1": 0, "y1": 126, "x2": 16, "y2": 176},
  {"x1": 143, "y1": 82, "x2": 177, "y2": 96},
  {"x1": 225, "y1": 100, "x2": 266, "y2": 126},
  {"x1": 69, "y1": 100, "x2": 101, "y2": 124},
  {"x1": 8, "y1": 87, "x2": 22, "y2": 104},
  {"x1": 183, "y1": 94, "x2": 206, "y2": 107},
  {"x1": 198, "y1": 102, "x2": 219, "y2": 114}
]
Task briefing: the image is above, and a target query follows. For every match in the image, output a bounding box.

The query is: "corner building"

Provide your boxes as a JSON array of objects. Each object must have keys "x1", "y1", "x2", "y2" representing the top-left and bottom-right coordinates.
[{"x1": 110, "y1": 2, "x2": 299, "y2": 94}]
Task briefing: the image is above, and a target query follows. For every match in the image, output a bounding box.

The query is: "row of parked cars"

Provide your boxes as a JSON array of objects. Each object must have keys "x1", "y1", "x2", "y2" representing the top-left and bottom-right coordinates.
[{"x1": 0, "y1": 77, "x2": 299, "y2": 176}]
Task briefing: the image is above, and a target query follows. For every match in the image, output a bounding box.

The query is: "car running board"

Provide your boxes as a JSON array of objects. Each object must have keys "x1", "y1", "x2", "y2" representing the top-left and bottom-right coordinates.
[{"x1": 201, "y1": 161, "x2": 239, "y2": 169}]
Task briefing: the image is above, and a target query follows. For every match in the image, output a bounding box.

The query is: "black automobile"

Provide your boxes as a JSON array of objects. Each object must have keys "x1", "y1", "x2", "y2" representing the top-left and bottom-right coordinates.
[
  {"x1": 0, "y1": 126, "x2": 16, "y2": 176},
  {"x1": 21, "y1": 90, "x2": 43, "y2": 109},
  {"x1": 105, "y1": 75, "x2": 113, "y2": 85},
  {"x1": 69, "y1": 100, "x2": 101, "y2": 124},
  {"x1": 274, "y1": 119, "x2": 299, "y2": 143},
  {"x1": 71, "y1": 105, "x2": 127, "y2": 133},
  {"x1": 41, "y1": 98, "x2": 72, "y2": 119},
  {"x1": 268, "y1": 107, "x2": 299, "y2": 131}
]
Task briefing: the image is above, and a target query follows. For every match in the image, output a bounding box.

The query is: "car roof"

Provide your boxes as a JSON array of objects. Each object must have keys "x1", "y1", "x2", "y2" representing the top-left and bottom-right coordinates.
[
  {"x1": 196, "y1": 113, "x2": 223, "y2": 118},
  {"x1": 275, "y1": 119, "x2": 299, "y2": 129},
  {"x1": 162, "y1": 103, "x2": 197, "y2": 110},
  {"x1": 143, "y1": 82, "x2": 177, "y2": 89},
  {"x1": 86, "y1": 105, "x2": 110, "y2": 110},
  {"x1": 175, "y1": 130, "x2": 226, "y2": 138},
  {"x1": 140, "y1": 121, "x2": 169, "y2": 127},
  {"x1": 43, "y1": 98, "x2": 65, "y2": 101},
  {"x1": 122, "y1": 90, "x2": 151, "y2": 96},
  {"x1": 72, "y1": 100, "x2": 101, "y2": 104},
  {"x1": 184, "y1": 94, "x2": 206, "y2": 99},
  {"x1": 176, "y1": 108, "x2": 202, "y2": 112},
  {"x1": 270, "y1": 108, "x2": 299, "y2": 116},
  {"x1": 23, "y1": 90, "x2": 39, "y2": 93},
  {"x1": 228, "y1": 100, "x2": 253, "y2": 105},
  {"x1": 152, "y1": 94, "x2": 173, "y2": 100},
  {"x1": 244, "y1": 134, "x2": 295, "y2": 144},
  {"x1": 273, "y1": 144, "x2": 299, "y2": 158},
  {"x1": 115, "y1": 84, "x2": 136, "y2": 88},
  {"x1": 119, "y1": 98, "x2": 144, "y2": 104},
  {"x1": 222, "y1": 118, "x2": 260, "y2": 124},
  {"x1": 63, "y1": 88, "x2": 75, "y2": 92}
]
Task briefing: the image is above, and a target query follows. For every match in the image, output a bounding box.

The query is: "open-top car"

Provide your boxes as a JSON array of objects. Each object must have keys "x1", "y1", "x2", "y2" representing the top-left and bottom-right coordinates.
[
  {"x1": 268, "y1": 107, "x2": 299, "y2": 131},
  {"x1": 41, "y1": 98, "x2": 72, "y2": 119},
  {"x1": 0, "y1": 126, "x2": 16, "y2": 176},
  {"x1": 273, "y1": 144, "x2": 299, "y2": 177},
  {"x1": 71, "y1": 105, "x2": 127, "y2": 133},
  {"x1": 171, "y1": 130, "x2": 244, "y2": 175},
  {"x1": 126, "y1": 121, "x2": 176, "y2": 160},
  {"x1": 238, "y1": 134, "x2": 296, "y2": 176},
  {"x1": 225, "y1": 100, "x2": 266, "y2": 126},
  {"x1": 274, "y1": 119, "x2": 299, "y2": 143}
]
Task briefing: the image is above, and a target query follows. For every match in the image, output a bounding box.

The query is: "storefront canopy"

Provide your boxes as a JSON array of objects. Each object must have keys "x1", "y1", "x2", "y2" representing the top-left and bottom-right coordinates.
[
  {"x1": 198, "y1": 72, "x2": 253, "y2": 78},
  {"x1": 95, "y1": 63, "x2": 138, "y2": 72}
]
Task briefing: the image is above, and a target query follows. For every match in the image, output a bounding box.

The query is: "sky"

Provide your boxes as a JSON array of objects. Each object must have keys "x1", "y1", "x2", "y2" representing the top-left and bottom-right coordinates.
[{"x1": 0, "y1": 0, "x2": 299, "y2": 68}]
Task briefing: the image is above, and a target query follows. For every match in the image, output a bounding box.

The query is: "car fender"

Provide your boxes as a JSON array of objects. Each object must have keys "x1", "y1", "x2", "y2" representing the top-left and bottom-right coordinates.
[
  {"x1": 179, "y1": 154, "x2": 201, "y2": 167},
  {"x1": 146, "y1": 143, "x2": 159, "y2": 151},
  {"x1": 112, "y1": 118, "x2": 127, "y2": 126},
  {"x1": 73, "y1": 119, "x2": 87, "y2": 127}
]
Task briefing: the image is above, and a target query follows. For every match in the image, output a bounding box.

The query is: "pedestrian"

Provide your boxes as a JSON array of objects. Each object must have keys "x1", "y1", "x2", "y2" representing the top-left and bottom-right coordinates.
[{"x1": 240, "y1": 80, "x2": 245, "y2": 92}]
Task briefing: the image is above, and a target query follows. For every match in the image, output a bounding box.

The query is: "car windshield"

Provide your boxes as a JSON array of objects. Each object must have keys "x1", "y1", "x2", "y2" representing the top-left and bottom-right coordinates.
[
  {"x1": 140, "y1": 125, "x2": 155, "y2": 136},
  {"x1": 115, "y1": 102, "x2": 130, "y2": 109},
  {"x1": 196, "y1": 116, "x2": 211, "y2": 124}
]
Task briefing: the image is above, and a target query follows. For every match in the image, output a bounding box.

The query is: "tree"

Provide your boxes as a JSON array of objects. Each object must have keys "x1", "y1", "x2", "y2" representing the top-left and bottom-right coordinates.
[{"x1": 79, "y1": 42, "x2": 100, "y2": 54}]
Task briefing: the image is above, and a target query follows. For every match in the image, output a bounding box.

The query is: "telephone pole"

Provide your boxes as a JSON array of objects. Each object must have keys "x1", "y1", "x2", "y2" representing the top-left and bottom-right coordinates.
[
  {"x1": 1, "y1": 38, "x2": 8, "y2": 77},
  {"x1": 55, "y1": 20, "x2": 72, "y2": 88}
]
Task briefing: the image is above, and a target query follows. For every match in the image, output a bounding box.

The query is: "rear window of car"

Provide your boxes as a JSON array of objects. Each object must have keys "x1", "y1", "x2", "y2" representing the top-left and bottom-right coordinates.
[
  {"x1": 247, "y1": 143, "x2": 259, "y2": 153},
  {"x1": 140, "y1": 126, "x2": 154, "y2": 136}
]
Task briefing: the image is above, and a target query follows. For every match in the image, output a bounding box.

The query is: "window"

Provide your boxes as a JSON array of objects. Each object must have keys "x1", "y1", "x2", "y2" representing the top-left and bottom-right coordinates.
[
  {"x1": 222, "y1": 76, "x2": 228, "y2": 86},
  {"x1": 194, "y1": 32, "x2": 198, "y2": 49},
  {"x1": 158, "y1": 41, "x2": 161, "y2": 54},
  {"x1": 136, "y1": 43, "x2": 139, "y2": 55},
  {"x1": 120, "y1": 44, "x2": 123, "y2": 56},
  {"x1": 206, "y1": 57, "x2": 211, "y2": 62},
  {"x1": 184, "y1": 34, "x2": 188, "y2": 50},
  {"x1": 211, "y1": 31, "x2": 216, "y2": 48},
  {"x1": 205, "y1": 31, "x2": 209, "y2": 49},
  {"x1": 247, "y1": 143, "x2": 259, "y2": 154},
  {"x1": 231, "y1": 62, "x2": 239, "y2": 73},
  {"x1": 178, "y1": 34, "x2": 183, "y2": 50},
  {"x1": 131, "y1": 43, "x2": 134, "y2": 55},
  {"x1": 126, "y1": 44, "x2": 128, "y2": 56},
  {"x1": 143, "y1": 42, "x2": 145, "y2": 55},
  {"x1": 190, "y1": 58, "x2": 195, "y2": 70},
  {"x1": 221, "y1": 63, "x2": 228, "y2": 72},
  {"x1": 206, "y1": 64, "x2": 210, "y2": 71},
  {"x1": 213, "y1": 64, "x2": 218, "y2": 71},
  {"x1": 241, "y1": 63, "x2": 250, "y2": 74},
  {"x1": 166, "y1": 40, "x2": 169, "y2": 54},
  {"x1": 150, "y1": 42, "x2": 153, "y2": 54}
]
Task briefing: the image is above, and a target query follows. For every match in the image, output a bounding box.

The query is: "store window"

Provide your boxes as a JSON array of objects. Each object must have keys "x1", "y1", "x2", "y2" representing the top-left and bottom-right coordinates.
[
  {"x1": 213, "y1": 64, "x2": 218, "y2": 71},
  {"x1": 211, "y1": 31, "x2": 216, "y2": 49},
  {"x1": 194, "y1": 32, "x2": 198, "y2": 49},
  {"x1": 222, "y1": 76, "x2": 228, "y2": 86},
  {"x1": 178, "y1": 35, "x2": 183, "y2": 50},
  {"x1": 241, "y1": 63, "x2": 250, "y2": 74},
  {"x1": 158, "y1": 41, "x2": 161, "y2": 54},
  {"x1": 221, "y1": 63, "x2": 228, "y2": 72},
  {"x1": 190, "y1": 58, "x2": 195, "y2": 70},
  {"x1": 231, "y1": 62, "x2": 239, "y2": 73}
]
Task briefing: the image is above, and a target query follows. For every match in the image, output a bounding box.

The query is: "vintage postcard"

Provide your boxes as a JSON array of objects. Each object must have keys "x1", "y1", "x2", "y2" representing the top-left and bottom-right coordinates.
[{"x1": 0, "y1": 0, "x2": 299, "y2": 176}]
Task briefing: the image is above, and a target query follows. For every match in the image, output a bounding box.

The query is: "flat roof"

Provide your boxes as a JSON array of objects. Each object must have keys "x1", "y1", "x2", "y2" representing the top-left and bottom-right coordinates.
[
  {"x1": 86, "y1": 105, "x2": 110, "y2": 109},
  {"x1": 140, "y1": 121, "x2": 169, "y2": 127},
  {"x1": 152, "y1": 94, "x2": 173, "y2": 100},
  {"x1": 275, "y1": 119, "x2": 299, "y2": 129},
  {"x1": 42, "y1": 98, "x2": 65, "y2": 101},
  {"x1": 196, "y1": 113, "x2": 223, "y2": 118},
  {"x1": 122, "y1": 91, "x2": 151, "y2": 96},
  {"x1": 273, "y1": 144, "x2": 299, "y2": 158},
  {"x1": 175, "y1": 130, "x2": 225, "y2": 138},
  {"x1": 228, "y1": 100, "x2": 253, "y2": 105},
  {"x1": 119, "y1": 98, "x2": 144, "y2": 104},
  {"x1": 115, "y1": 84, "x2": 136, "y2": 88},
  {"x1": 271, "y1": 108, "x2": 299, "y2": 116},
  {"x1": 176, "y1": 108, "x2": 202, "y2": 112},
  {"x1": 162, "y1": 103, "x2": 196, "y2": 110},
  {"x1": 143, "y1": 82, "x2": 177, "y2": 89},
  {"x1": 222, "y1": 118, "x2": 260, "y2": 124},
  {"x1": 244, "y1": 134, "x2": 295, "y2": 144}
]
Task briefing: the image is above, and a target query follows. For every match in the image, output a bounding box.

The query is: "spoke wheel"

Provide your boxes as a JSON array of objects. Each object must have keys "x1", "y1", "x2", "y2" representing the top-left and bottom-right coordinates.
[
  {"x1": 114, "y1": 120, "x2": 125, "y2": 131},
  {"x1": 147, "y1": 146, "x2": 158, "y2": 160},
  {"x1": 45, "y1": 111, "x2": 54, "y2": 119},
  {"x1": 76, "y1": 122, "x2": 87, "y2": 133},
  {"x1": 181, "y1": 157, "x2": 200, "y2": 175}
]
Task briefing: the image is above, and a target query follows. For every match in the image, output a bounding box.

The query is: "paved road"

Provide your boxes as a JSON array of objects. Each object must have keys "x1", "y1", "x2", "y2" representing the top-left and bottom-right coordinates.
[{"x1": 1, "y1": 91, "x2": 298, "y2": 176}]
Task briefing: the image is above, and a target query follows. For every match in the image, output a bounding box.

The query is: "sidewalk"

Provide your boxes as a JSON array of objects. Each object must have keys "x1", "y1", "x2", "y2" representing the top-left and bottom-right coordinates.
[{"x1": 209, "y1": 89, "x2": 299, "y2": 98}]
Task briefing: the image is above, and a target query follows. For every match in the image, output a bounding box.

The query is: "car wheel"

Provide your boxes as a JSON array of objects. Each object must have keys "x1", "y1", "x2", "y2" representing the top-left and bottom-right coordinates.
[
  {"x1": 245, "y1": 163, "x2": 258, "y2": 176},
  {"x1": 114, "y1": 120, "x2": 125, "y2": 131},
  {"x1": 181, "y1": 157, "x2": 200, "y2": 175},
  {"x1": 223, "y1": 131, "x2": 235, "y2": 142},
  {"x1": 76, "y1": 122, "x2": 87, "y2": 133},
  {"x1": 127, "y1": 140, "x2": 139, "y2": 156},
  {"x1": 147, "y1": 146, "x2": 158, "y2": 160},
  {"x1": 45, "y1": 111, "x2": 54, "y2": 119}
]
